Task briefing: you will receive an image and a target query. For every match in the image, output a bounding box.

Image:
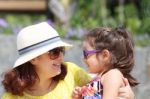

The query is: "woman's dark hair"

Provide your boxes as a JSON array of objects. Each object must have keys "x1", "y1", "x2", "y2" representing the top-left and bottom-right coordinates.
[
  {"x1": 2, "y1": 62, "x2": 67, "y2": 96},
  {"x1": 84, "y1": 27, "x2": 138, "y2": 87}
]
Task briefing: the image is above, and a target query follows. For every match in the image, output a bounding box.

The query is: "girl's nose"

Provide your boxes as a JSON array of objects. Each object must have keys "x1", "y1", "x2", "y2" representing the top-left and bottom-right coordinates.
[{"x1": 82, "y1": 58, "x2": 88, "y2": 65}]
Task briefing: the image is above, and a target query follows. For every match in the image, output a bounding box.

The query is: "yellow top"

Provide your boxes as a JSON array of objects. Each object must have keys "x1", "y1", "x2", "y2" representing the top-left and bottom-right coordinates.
[{"x1": 1, "y1": 62, "x2": 91, "y2": 99}]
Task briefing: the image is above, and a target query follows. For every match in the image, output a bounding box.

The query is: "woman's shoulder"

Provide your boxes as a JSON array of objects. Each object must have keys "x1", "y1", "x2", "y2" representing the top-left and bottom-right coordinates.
[
  {"x1": 1, "y1": 92, "x2": 16, "y2": 99},
  {"x1": 64, "y1": 62, "x2": 91, "y2": 86},
  {"x1": 64, "y1": 62, "x2": 79, "y2": 67}
]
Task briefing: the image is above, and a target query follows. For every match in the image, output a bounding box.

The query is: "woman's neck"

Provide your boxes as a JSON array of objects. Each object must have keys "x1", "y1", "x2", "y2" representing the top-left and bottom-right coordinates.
[
  {"x1": 26, "y1": 77, "x2": 57, "y2": 96},
  {"x1": 34, "y1": 78, "x2": 53, "y2": 89}
]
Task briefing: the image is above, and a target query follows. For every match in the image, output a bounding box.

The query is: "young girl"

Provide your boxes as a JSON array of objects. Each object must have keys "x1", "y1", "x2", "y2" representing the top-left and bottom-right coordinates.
[{"x1": 72, "y1": 27, "x2": 138, "y2": 99}]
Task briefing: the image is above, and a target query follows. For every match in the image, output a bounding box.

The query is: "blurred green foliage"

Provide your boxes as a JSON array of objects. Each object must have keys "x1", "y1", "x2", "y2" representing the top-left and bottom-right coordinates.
[
  {"x1": 0, "y1": 0, "x2": 149, "y2": 46},
  {"x1": 0, "y1": 14, "x2": 46, "y2": 35},
  {"x1": 70, "y1": 0, "x2": 150, "y2": 46}
]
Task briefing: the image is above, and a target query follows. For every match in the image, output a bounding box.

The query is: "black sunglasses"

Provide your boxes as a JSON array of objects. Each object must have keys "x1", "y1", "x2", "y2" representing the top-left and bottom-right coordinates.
[
  {"x1": 48, "y1": 47, "x2": 65, "y2": 60},
  {"x1": 83, "y1": 49, "x2": 101, "y2": 59}
]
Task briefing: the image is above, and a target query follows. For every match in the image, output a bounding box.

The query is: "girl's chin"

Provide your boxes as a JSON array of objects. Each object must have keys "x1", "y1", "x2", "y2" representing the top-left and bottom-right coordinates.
[{"x1": 87, "y1": 69, "x2": 98, "y2": 74}]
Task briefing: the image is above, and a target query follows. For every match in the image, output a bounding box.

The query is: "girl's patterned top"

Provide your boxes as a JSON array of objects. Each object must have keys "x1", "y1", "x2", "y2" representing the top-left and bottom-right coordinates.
[{"x1": 82, "y1": 77, "x2": 103, "y2": 99}]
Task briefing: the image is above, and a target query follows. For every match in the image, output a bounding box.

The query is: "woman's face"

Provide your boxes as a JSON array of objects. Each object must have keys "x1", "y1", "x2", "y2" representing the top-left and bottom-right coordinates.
[
  {"x1": 31, "y1": 47, "x2": 65, "y2": 78},
  {"x1": 83, "y1": 41, "x2": 106, "y2": 74}
]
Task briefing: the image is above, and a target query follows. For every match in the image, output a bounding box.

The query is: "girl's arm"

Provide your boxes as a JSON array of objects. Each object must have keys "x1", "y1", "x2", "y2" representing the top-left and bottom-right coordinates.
[
  {"x1": 118, "y1": 78, "x2": 135, "y2": 99},
  {"x1": 101, "y1": 69, "x2": 124, "y2": 99}
]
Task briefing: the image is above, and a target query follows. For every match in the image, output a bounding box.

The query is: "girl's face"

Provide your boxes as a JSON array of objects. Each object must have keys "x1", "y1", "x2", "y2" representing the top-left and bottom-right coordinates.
[
  {"x1": 30, "y1": 47, "x2": 65, "y2": 78},
  {"x1": 83, "y1": 41, "x2": 109, "y2": 74}
]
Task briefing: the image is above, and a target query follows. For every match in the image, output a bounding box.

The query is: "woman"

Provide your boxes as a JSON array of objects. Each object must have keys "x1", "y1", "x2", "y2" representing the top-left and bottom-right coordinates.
[{"x1": 1, "y1": 22, "x2": 134, "y2": 99}]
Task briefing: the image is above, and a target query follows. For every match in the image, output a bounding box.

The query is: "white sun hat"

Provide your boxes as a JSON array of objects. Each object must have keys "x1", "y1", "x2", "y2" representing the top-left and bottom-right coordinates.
[{"x1": 13, "y1": 22, "x2": 72, "y2": 68}]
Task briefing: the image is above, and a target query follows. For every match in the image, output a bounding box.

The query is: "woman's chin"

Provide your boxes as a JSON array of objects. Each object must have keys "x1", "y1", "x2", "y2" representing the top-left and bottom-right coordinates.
[
  {"x1": 55, "y1": 69, "x2": 61, "y2": 75},
  {"x1": 50, "y1": 69, "x2": 61, "y2": 77},
  {"x1": 57, "y1": 70, "x2": 61, "y2": 75}
]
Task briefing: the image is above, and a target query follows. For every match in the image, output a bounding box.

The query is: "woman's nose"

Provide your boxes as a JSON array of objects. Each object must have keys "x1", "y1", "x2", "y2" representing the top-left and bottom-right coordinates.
[{"x1": 57, "y1": 52, "x2": 64, "y2": 61}]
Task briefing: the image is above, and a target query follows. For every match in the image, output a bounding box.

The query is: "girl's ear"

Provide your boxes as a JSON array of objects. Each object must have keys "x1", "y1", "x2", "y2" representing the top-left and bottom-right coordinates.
[{"x1": 101, "y1": 49, "x2": 111, "y2": 61}]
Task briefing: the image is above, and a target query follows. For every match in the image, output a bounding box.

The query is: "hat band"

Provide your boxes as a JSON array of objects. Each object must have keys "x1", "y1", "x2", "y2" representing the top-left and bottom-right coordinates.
[{"x1": 18, "y1": 36, "x2": 60, "y2": 55}]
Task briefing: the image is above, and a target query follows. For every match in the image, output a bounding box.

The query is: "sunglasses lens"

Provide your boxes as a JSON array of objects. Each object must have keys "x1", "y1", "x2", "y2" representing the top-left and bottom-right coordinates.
[
  {"x1": 49, "y1": 47, "x2": 65, "y2": 59},
  {"x1": 83, "y1": 50, "x2": 87, "y2": 59}
]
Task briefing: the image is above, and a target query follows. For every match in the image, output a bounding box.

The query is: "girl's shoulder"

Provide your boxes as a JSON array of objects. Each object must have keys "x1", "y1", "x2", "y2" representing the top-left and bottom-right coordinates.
[
  {"x1": 102, "y1": 69, "x2": 123, "y2": 78},
  {"x1": 101, "y1": 69, "x2": 124, "y2": 85},
  {"x1": 106, "y1": 69, "x2": 123, "y2": 76}
]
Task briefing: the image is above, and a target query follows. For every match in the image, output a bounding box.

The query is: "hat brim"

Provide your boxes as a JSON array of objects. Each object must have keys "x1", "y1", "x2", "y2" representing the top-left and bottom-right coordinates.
[{"x1": 13, "y1": 40, "x2": 72, "y2": 68}]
